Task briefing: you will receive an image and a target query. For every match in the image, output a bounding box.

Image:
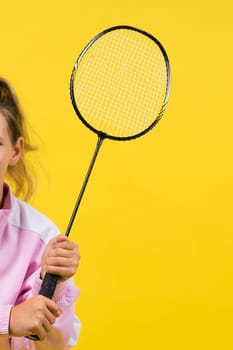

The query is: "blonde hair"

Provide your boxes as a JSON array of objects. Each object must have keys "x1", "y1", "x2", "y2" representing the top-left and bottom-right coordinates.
[{"x1": 0, "y1": 78, "x2": 37, "y2": 201}]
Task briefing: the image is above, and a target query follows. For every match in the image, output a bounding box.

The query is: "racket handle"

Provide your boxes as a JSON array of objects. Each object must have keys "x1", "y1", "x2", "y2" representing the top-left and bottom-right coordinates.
[
  {"x1": 38, "y1": 272, "x2": 59, "y2": 298},
  {"x1": 25, "y1": 273, "x2": 59, "y2": 341}
]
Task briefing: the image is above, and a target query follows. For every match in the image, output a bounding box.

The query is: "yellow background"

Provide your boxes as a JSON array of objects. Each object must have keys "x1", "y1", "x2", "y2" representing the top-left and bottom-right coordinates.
[{"x1": 2, "y1": 1, "x2": 233, "y2": 349}]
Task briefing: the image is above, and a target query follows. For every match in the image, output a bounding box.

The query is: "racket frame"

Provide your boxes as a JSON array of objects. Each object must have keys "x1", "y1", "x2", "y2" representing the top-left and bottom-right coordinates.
[{"x1": 70, "y1": 25, "x2": 170, "y2": 142}]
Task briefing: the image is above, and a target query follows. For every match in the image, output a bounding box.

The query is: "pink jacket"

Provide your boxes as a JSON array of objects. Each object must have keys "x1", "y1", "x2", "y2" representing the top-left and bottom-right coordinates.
[{"x1": 0, "y1": 183, "x2": 80, "y2": 349}]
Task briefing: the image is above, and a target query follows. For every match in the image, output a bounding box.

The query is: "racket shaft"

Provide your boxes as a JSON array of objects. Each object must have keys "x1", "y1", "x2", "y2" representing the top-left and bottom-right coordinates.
[{"x1": 65, "y1": 134, "x2": 104, "y2": 236}]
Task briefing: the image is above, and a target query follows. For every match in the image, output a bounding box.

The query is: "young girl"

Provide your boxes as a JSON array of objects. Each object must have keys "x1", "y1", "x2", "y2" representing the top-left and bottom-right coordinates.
[{"x1": 0, "y1": 78, "x2": 81, "y2": 349}]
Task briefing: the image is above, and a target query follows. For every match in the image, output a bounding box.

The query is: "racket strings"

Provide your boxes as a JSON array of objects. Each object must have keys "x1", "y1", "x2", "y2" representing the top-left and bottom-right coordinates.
[{"x1": 73, "y1": 28, "x2": 168, "y2": 138}]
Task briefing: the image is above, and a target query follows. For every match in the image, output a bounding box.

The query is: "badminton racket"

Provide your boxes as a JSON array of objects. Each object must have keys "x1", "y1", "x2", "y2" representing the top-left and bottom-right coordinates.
[{"x1": 28, "y1": 24, "x2": 170, "y2": 340}]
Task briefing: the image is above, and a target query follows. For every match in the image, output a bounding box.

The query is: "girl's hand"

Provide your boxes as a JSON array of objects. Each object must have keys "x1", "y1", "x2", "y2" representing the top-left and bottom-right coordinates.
[
  {"x1": 9, "y1": 295, "x2": 61, "y2": 340},
  {"x1": 41, "y1": 235, "x2": 80, "y2": 283}
]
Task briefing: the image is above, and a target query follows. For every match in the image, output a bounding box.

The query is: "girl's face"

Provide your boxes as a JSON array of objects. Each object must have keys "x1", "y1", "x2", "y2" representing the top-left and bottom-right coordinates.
[{"x1": 0, "y1": 112, "x2": 23, "y2": 204}]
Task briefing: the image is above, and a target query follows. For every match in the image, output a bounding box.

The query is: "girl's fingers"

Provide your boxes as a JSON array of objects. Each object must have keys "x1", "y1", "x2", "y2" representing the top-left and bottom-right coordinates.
[
  {"x1": 42, "y1": 236, "x2": 80, "y2": 281},
  {"x1": 45, "y1": 265, "x2": 77, "y2": 277},
  {"x1": 47, "y1": 247, "x2": 75, "y2": 258},
  {"x1": 45, "y1": 256, "x2": 77, "y2": 267}
]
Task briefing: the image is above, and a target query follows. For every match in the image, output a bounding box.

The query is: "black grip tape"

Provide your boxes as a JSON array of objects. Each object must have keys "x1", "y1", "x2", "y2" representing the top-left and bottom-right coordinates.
[{"x1": 39, "y1": 273, "x2": 59, "y2": 299}]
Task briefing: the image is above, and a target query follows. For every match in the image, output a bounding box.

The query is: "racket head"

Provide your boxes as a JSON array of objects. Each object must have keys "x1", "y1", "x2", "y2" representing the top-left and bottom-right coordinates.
[{"x1": 70, "y1": 25, "x2": 170, "y2": 141}]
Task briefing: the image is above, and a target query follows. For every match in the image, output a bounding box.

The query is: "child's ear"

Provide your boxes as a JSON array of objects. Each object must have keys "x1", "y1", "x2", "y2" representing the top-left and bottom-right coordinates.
[{"x1": 9, "y1": 137, "x2": 24, "y2": 166}]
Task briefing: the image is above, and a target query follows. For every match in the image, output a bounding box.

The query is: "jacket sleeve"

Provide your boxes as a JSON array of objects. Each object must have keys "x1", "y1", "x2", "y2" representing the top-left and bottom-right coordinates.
[
  {"x1": 0, "y1": 305, "x2": 13, "y2": 335},
  {"x1": 11, "y1": 268, "x2": 81, "y2": 350}
]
